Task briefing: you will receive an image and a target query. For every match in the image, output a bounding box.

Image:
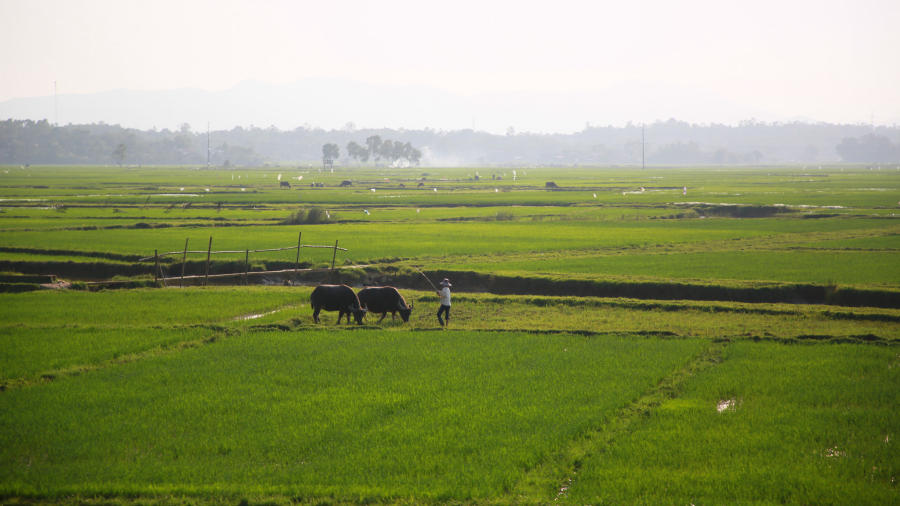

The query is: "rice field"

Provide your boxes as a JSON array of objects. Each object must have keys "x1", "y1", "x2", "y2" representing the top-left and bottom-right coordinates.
[
  {"x1": 0, "y1": 164, "x2": 898, "y2": 503},
  {"x1": 565, "y1": 342, "x2": 898, "y2": 505},
  {"x1": 0, "y1": 328, "x2": 709, "y2": 499}
]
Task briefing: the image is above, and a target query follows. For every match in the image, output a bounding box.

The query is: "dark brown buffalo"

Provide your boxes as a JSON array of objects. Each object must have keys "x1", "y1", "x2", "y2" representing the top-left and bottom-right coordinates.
[
  {"x1": 310, "y1": 284, "x2": 367, "y2": 324},
  {"x1": 357, "y1": 286, "x2": 413, "y2": 323}
]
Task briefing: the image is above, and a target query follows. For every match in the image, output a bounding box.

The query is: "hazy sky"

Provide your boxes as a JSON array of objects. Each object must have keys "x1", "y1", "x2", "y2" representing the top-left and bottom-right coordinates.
[{"x1": 2, "y1": 0, "x2": 899, "y2": 130}]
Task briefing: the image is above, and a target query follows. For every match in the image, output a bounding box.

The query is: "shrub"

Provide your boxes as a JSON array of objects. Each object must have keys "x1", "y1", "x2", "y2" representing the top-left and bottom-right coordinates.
[{"x1": 283, "y1": 207, "x2": 330, "y2": 225}]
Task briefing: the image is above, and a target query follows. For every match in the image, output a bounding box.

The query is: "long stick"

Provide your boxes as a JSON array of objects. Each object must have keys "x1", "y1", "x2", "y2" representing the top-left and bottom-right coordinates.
[
  {"x1": 204, "y1": 236, "x2": 212, "y2": 286},
  {"x1": 295, "y1": 231, "x2": 302, "y2": 272},
  {"x1": 244, "y1": 249, "x2": 249, "y2": 286},
  {"x1": 331, "y1": 240, "x2": 339, "y2": 270},
  {"x1": 181, "y1": 238, "x2": 189, "y2": 288},
  {"x1": 413, "y1": 266, "x2": 439, "y2": 293}
]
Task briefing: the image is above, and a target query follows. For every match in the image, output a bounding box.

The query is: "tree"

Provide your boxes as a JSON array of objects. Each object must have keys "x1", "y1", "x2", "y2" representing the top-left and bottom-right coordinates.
[
  {"x1": 379, "y1": 139, "x2": 394, "y2": 163},
  {"x1": 836, "y1": 135, "x2": 899, "y2": 163},
  {"x1": 409, "y1": 147, "x2": 422, "y2": 165},
  {"x1": 393, "y1": 141, "x2": 408, "y2": 163},
  {"x1": 322, "y1": 143, "x2": 340, "y2": 169},
  {"x1": 344, "y1": 137, "x2": 421, "y2": 166},
  {"x1": 803, "y1": 144, "x2": 819, "y2": 161},
  {"x1": 346, "y1": 141, "x2": 368, "y2": 163},
  {"x1": 113, "y1": 143, "x2": 126, "y2": 165},
  {"x1": 366, "y1": 135, "x2": 383, "y2": 162},
  {"x1": 322, "y1": 143, "x2": 340, "y2": 160}
]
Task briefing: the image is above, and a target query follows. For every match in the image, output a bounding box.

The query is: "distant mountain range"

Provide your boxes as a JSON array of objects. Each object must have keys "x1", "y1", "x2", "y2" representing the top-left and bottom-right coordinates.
[
  {"x1": 0, "y1": 78, "x2": 777, "y2": 134},
  {"x1": 3, "y1": 79, "x2": 899, "y2": 165}
]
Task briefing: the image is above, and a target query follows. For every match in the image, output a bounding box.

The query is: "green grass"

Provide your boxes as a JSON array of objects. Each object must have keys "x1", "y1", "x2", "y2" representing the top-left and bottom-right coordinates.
[
  {"x1": 0, "y1": 326, "x2": 215, "y2": 382},
  {"x1": 1, "y1": 216, "x2": 895, "y2": 265},
  {"x1": 1, "y1": 165, "x2": 899, "y2": 503},
  {"x1": 566, "y1": 341, "x2": 899, "y2": 504},
  {"x1": 3, "y1": 165, "x2": 898, "y2": 208},
  {"x1": 0, "y1": 330, "x2": 706, "y2": 500},
  {"x1": 802, "y1": 234, "x2": 900, "y2": 250},
  {"x1": 0, "y1": 287, "x2": 304, "y2": 327},
  {"x1": 0, "y1": 252, "x2": 136, "y2": 263},
  {"x1": 2, "y1": 165, "x2": 898, "y2": 288},
  {"x1": 4, "y1": 287, "x2": 898, "y2": 388},
  {"x1": 0, "y1": 287, "x2": 308, "y2": 386},
  {"x1": 447, "y1": 249, "x2": 900, "y2": 286},
  {"x1": 5, "y1": 286, "x2": 898, "y2": 388},
  {"x1": 403, "y1": 293, "x2": 900, "y2": 340},
  {"x1": 0, "y1": 286, "x2": 895, "y2": 503}
]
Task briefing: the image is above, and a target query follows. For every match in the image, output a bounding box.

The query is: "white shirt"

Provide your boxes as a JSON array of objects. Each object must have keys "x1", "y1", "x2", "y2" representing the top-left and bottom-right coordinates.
[{"x1": 439, "y1": 286, "x2": 451, "y2": 306}]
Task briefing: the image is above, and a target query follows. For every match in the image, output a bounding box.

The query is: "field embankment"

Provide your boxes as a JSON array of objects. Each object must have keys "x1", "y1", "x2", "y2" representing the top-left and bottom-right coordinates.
[{"x1": 210, "y1": 265, "x2": 900, "y2": 309}]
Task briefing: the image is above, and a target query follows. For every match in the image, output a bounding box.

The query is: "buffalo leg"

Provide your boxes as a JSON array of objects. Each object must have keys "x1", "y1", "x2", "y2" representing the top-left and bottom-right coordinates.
[
  {"x1": 378, "y1": 313, "x2": 387, "y2": 323},
  {"x1": 312, "y1": 307, "x2": 320, "y2": 324}
]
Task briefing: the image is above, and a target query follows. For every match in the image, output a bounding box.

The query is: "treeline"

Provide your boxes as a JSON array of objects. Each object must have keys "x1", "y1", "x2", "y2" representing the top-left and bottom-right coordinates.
[
  {"x1": 1, "y1": 118, "x2": 898, "y2": 166},
  {"x1": 835, "y1": 134, "x2": 900, "y2": 163},
  {"x1": 0, "y1": 119, "x2": 265, "y2": 166}
]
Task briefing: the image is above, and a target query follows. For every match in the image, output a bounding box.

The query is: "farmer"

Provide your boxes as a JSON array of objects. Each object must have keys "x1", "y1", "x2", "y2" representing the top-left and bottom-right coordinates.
[{"x1": 436, "y1": 278, "x2": 451, "y2": 327}]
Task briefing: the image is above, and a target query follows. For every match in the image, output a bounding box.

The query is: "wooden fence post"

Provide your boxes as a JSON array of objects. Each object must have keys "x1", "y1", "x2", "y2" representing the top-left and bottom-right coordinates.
[
  {"x1": 331, "y1": 239, "x2": 339, "y2": 270},
  {"x1": 154, "y1": 249, "x2": 159, "y2": 284},
  {"x1": 181, "y1": 238, "x2": 189, "y2": 288},
  {"x1": 244, "y1": 249, "x2": 249, "y2": 285},
  {"x1": 295, "y1": 231, "x2": 302, "y2": 272},
  {"x1": 204, "y1": 236, "x2": 212, "y2": 286}
]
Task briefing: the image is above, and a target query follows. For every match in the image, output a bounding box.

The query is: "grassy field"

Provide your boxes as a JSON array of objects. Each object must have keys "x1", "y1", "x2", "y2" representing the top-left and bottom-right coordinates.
[
  {"x1": 1, "y1": 165, "x2": 898, "y2": 291},
  {"x1": 0, "y1": 286, "x2": 895, "y2": 503},
  {"x1": 3, "y1": 287, "x2": 897, "y2": 389},
  {"x1": 566, "y1": 341, "x2": 898, "y2": 505},
  {"x1": 0, "y1": 328, "x2": 708, "y2": 499},
  {"x1": 0, "y1": 164, "x2": 898, "y2": 503},
  {"x1": 446, "y1": 249, "x2": 900, "y2": 285}
]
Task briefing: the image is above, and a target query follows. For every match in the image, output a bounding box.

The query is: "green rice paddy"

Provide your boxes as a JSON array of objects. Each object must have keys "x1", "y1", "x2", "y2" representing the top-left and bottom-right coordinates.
[{"x1": 0, "y1": 164, "x2": 897, "y2": 504}]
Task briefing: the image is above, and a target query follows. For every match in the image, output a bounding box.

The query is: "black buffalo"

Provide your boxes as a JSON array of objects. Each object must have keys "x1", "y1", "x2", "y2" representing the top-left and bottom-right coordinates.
[
  {"x1": 310, "y1": 284, "x2": 367, "y2": 325},
  {"x1": 357, "y1": 286, "x2": 414, "y2": 323}
]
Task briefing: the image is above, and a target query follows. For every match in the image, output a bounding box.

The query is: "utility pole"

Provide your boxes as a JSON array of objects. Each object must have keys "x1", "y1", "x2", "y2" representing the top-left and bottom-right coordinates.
[
  {"x1": 54, "y1": 81, "x2": 58, "y2": 126},
  {"x1": 641, "y1": 124, "x2": 645, "y2": 170},
  {"x1": 207, "y1": 122, "x2": 211, "y2": 169}
]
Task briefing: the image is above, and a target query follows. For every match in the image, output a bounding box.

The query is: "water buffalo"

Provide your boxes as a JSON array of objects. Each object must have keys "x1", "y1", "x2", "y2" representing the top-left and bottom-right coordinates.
[
  {"x1": 357, "y1": 286, "x2": 414, "y2": 323},
  {"x1": 310, "y1": 284, "x2": 367, "y2": 325}
]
